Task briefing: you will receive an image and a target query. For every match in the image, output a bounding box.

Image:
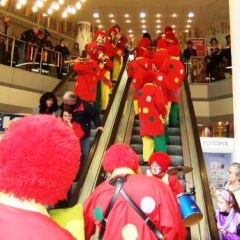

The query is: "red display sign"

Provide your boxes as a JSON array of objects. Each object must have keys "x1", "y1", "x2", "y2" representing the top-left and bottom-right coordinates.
[{"x1": 190, "y1": 38, "x2": 206, "y2": 57}]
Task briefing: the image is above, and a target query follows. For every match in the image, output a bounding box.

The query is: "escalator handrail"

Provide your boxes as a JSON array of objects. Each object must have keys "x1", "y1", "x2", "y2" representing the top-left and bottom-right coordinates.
[
  {"x1": 69, "y1": 53, "x2": 130, "y2": 206},
  {"x1": 182, "y1": 79, "x2": 219, "y2": 240}
]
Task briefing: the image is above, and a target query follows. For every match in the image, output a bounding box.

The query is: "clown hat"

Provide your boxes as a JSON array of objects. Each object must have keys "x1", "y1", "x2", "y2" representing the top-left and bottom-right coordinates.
[
  {"x1": 138, "y1": 37, "x2": 151, "y2": 48},
  {"x1": 94, "y1": 30, "x2": 106, "y2": 41},
  {"x1": 168, "y1": 44, "x2": 180, "y2": 57},
  {"x1": 148, "y1": 152, "x2": 170, "y2": 173}
]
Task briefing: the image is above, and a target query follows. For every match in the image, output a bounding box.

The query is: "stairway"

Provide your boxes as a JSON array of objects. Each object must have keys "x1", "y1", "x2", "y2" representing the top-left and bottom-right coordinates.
[{"x1": 130, "y1": 116, "x2": 186, "y2": 190}]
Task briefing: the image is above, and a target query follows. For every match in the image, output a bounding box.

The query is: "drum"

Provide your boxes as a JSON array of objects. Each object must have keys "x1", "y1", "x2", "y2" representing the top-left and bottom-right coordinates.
[{"x1": 177, "y1": 192, "x2": 203, "y2": 227}]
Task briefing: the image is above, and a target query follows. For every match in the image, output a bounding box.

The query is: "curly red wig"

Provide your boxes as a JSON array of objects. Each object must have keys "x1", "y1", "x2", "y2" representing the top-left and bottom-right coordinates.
[
  {"x1": 0, "y1": 115, "x2": 80, "y2": 205},
  {"x1": 148, "y1": 152, "x2": 170, "y2": 173},
  {"x1": 102, "y1": 144, "x2": 139, "y2": 173}
]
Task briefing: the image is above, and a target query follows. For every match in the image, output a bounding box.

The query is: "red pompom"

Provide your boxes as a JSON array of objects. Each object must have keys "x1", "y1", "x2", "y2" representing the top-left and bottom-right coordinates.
[
  {"x1": 168, "y1": 45, "x2": 180, "y2": 57},
  {"x1": 0, "y1": 115, "x2": 80, "y2": 205},
  {"x1": 138, "y1": 38, "x2": 151, "y2": 48},
  {"x1": 102, "y1": 144, "x2": 139, "y2": 173}
]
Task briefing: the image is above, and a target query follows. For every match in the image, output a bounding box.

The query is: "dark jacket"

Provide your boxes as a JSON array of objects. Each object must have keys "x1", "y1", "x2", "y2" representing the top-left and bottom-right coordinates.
[{"x1": 61, "y1": 97, "x2": 102, "y2": 139}]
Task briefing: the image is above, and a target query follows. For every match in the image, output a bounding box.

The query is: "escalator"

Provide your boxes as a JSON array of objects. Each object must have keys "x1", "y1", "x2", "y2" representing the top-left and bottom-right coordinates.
[{"x1": 53, "y1": 55, "x2": 219, "y2": 239}]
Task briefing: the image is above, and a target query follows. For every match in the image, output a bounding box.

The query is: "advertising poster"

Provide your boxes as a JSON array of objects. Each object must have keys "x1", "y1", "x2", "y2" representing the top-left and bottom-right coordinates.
[
  {"x1": 203, "y1": 152, "x2": 232, "y2": 191},
  {"x1": 200, "y1": 137, "x2": 234, "y2": 192},
  {"x1": 190, "y1": 38, "x2": 206, "y2": 57},
  {"x1": 0, "y1": 113, "x2": 25, "y2": 132}
]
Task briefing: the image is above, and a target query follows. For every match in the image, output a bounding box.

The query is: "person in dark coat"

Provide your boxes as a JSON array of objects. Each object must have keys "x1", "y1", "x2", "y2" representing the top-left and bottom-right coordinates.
[
  {"x1": 183, "y1": 40, "x2": 197, "y2": 62},
  {"x1": 60, "y1": 91, "x2": 104, "y2": 180},
  {"x1": 54, "y1": 38, "x2": 70, "y2": 79}
]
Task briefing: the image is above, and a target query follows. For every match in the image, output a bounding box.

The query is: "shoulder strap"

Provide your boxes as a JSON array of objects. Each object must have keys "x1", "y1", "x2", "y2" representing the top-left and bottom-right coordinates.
[
  {"x1": 98, "y1": 176, "x2": 127, "y2": 240},
  {"x1": 101, "y1": 175, "x2": 164, "y2": 240}
]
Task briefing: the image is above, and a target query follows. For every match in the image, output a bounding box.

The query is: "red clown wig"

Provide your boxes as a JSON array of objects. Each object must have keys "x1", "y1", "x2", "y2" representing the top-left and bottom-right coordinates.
[
  {"x1": 102, "y1": 144, "x2": 139, "y2": 173},
  {"x1": 148, "y1": 152, "x2": 171, "y2": 173},
  {"x1": 0, "y1": 115, "x2": 80, "y2": 206}
]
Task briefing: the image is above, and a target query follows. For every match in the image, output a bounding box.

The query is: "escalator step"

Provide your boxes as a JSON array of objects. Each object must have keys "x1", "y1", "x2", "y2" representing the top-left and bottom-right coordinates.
[
  {"x1": 169, "y1": 155, "x2": 183, "y2": 166},
  {"x1": 167, "y1": 145, "x2": 183, "y2": 155},
  {"x1": 168, "y1": 136, "x2": 182, "y2": 145},
  {"x1": 130, "y1": 135, "x2": 142, "y2": 144},
  {"x1": 132, "y1": 127, "x2": 140, "y2": 135},
  {"x1": 168, "y1": 127, "x2": 181, "y2": 136}
]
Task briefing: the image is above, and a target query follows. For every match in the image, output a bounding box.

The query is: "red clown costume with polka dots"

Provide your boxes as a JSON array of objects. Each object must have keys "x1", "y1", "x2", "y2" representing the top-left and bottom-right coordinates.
[
  {"x1": 83, "y1": 144, "x2": 187, "y2": 240},
  {"x1": 160, "y1": 45, "x2": 185, "y2": 103},
  {"x1": 127, "y1": 46, "x2": 151, "y2": 100},
  {"x1": 73, "y1": 43, "x2": 102, "y2": 103},
  {"x1": 138, "y1": 71, "x2": 168, "y2": 137}
]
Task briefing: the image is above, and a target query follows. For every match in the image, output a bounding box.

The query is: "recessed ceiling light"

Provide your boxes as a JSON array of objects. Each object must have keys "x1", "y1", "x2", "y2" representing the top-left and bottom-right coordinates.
[
  {"x1": 109, "y1": 14, "x2": 114, "y2": 17},
  {"x1": 126, "y1": 19, "x2": 131, "y2": 23},
  {"x1": 156, "y1": 19, "x2": 161, "y2": 23},
  {"x1": 172, "y1": 13, "x2": 177, "y2": 17},
  {"x1": 128, "y1": 29, "x2": 133, "y2": 33},
  {"x1": 186, "y1": 24, "x2": 191, "y2": 28},
  {"x1": 96, "y1": 19, "x2": 100, "y2": 23},
  {"x1": 188, "y1": 12, "x2": 194, "y2": 17},
  {"x1": 142, "y1": 29, "x2": 147, "y2": 33},
  {"x1": 98, "y1": 25, "x2": 103, "y2": 29},
  {"x1": 156, "y1": 25, "x2": 161, "y2": 29},
  {"x1": 111, "y1": 19, "x2": 115, "y2": 23},
  {"x1": 129, "y1": 34, "x2": 133, "y2": 37},
  {"x1": 93, "y1": 13, "x2": 99, "y2": 18},
  {"x1": 141, "y1": 19, "x2": 146, "y2": 23},
  {"x1": 140, "y1": 12, "x2": 146, "y2": 18},
  {"x1": 171, "y1": 25, "x2": 176, "y2": 28},
  {"x1": 124, "y1": 14, "x2": 130, "y2": 17},
  {"x1": 156, "y1": 14, "x2": 161, "y2": 17},
  {"x1": 141, "y1": 25, "x2": 146, "y2": 28},
  {"x1": 187, "y1": 19, "x2": 192, "y2": 23}
]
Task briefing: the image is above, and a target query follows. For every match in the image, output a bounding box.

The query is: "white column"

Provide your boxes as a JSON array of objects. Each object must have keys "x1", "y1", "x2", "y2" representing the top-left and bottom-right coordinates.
[
  {"x1": 229, "y1": 0, "x2": 240, "y2": 162},
  {"x1": 76, "y1": 21, "x2": 92, "y2": 54}
]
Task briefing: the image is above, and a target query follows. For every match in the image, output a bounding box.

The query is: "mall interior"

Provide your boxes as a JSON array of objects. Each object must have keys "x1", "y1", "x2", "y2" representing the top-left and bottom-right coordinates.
[{"x1": 0, "y1": 1, "x2": 239, "y2": 239}]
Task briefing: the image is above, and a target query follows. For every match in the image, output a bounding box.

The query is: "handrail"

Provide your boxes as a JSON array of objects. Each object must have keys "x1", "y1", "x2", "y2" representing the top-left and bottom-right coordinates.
[
  {"x1": 69, "y1": 53, "x2": 130, "y2": 206},
  {"x1": 180, "y1": 79, "x2": 219, "y2": 240}
]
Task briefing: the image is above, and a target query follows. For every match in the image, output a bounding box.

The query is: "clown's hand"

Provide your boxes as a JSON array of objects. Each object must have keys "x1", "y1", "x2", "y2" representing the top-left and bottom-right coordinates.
[{"x1": 163, "y1": 117, "x2": 169, "y2": 125}]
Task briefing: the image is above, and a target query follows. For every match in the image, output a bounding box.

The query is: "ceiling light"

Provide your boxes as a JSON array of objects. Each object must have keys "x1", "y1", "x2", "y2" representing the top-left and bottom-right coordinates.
[
  {"x1": 128, "y1": 29, "x2": 133, "y2": 33},
  {"x1": 75, "y1": 2, "x2": 81, "y2": 9},
  {"x1": 62, "y1": 11, "x2": 67, "y2": 18},
  {"x1": 156, "y1": 14, "x2": 161, "y2": 17},
  {"x1": 156, "y1": 25, "x2": 161, "y2": 28},
  {"x1": 172, "y1": 13, "x2": 177, "y2": 17},
  {"x1": 186, "y1": 25, "x2": 191, "y2": 28},
  {"x1": 171, "y1": 25, "x2": 176, "y2": 28},
  {"x1": 58, "y1": 0, "x2": 64, "y2": 5},
  {"x1": 126, "y1": 19, "x2": 131, "y2": 23},
  {"x1": 96, "y1": 19, "x2": 100, "y2": 23},
  {"x1": 111, "y1": 19, "x2": 115, "y2": 23},
  {"x1": 124, "y1": 14, "x2": 130, "y2": 17},
  {"x1": 141, "y1": 25, "x2": 146, "y2": 28},
  {"x1": 156, "y1": 20, "x2": 161, "y2": 23},
  {"x1": 187, "y1": 19, "x2": 192, "y2": 23},
  {"x1": 32, "y1": 5, "x2": 37, "y2": 11},
  {"x1": 109, "y1": 14, "x2": 114, "y2": 18},
  {"x1": 16, "y1": 3, "x2": 22, "y2": 8},
  {"x1": 141, "y1": 19, "x2": 145, "y2": 23},
  {"x1": 188, "y1": 12, "x2": 194, "y2": 17},
  {"x1": 142, "y1": 29, "x2": 147, "y2": 33},
  {"x1": 98, "y1": 25, "x2": 103, "y2": 29},
  {"x1": 140, "y1": 12, "x2": 146, "y2": 18},
  {"x1": 47, "y1": 8, "x2": 53, "y2": 14},
  {"x1": 93, "y1": 13, "x2": 99, "y2": 18}
]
